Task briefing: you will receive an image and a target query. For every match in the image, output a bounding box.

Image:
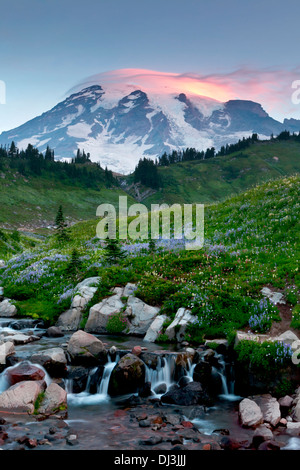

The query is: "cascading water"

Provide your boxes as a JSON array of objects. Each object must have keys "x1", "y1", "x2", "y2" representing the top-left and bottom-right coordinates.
[
  {"x1": 213, "y1": 353, "x2": 240, "y2": 401},
  {"x1": 67, "y1": 354, "x2": 119, "y2": 405},
  {"x1": 145, "y1": 355, "x2": 176, "y2": 395}
]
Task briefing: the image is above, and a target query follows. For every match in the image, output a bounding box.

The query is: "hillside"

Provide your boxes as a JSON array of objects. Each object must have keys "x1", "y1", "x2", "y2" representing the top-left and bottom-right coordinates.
[
  {"x1": 0, "y1": 174, "x2": 299, "y2": 338},
  {"x1": 140, "y1": 139, "x2": 300, "y2": 206},
  {"x1": 0, "y1": 154, "x2": 134, "y2": 230}
]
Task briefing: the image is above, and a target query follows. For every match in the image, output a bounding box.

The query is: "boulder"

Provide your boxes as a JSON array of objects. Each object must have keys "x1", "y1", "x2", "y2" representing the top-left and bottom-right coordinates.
[
  {"x1": 6, "y1": 361, "x2": 45, "y2": 386},
  {"x1": 2, "y1": 333, "x2": 40, "y2": 345},
  {"x1": 0, "y1": 380, "x2": 45, "y2": 414},
  {"x1": 123, "y1": 283, "x2": 138, "y2": 297},
  {"x1": 56, "y1": 308, "x2": 83, "y2": 331},
  {"x1": 84, "y1": 295, "x2": 125, "y2": 333},
  {"x1": 30, "y1": 347, "x2": 67, "y2": 377},
  {"x1": 286, "y1": 422, "x2": 300, "y2": 436},
  {"x1": 56, "y1": 277, "x2": 99, "y2": 331},
  {"x1": 234, "y1": 330, "x2": 268, "y2": 346},
  {"x1": 45, "y1": 326, "x2": 64, "y2": 338},
  {"x1": 143, "y1": 315, "x2": 167, "y2": 342},
  {"x1": 37, "y1": 383, "x2": 67, "y2": 418},
  {"x1": 108, "y1": 353, "x2": 145, "y2": 396},
  {"x1": 125, "y1": 296, "x2": 160, "y2": 336},
  {"x1": 0, "y1": 299, "x2": 17, "y2": 317},
  {"x1": 161, "y1": 381, "x2": 211, "y2": 406},
  {"x1": 261, "y1": 287, "x2": 285, "y2": 305},
  {"x1": 275, "y1": 330, "x2": 299, "y2": 346},
  {"x1": 165, "y1": 308, "x2": 197, "y2": 342},
  {"x1": 0, "y1": 341, "x2": 15, "y2": 365},
  {"x1": 253, "y1": 394, "x2": 281, "y2": 427},
  {"x1": 278, "y1": 395, "x2": 294, "y2": 417},
  {"x1": 67, "y1": 330, "x2": 106, "y2": 365},
  {"x1": 251, "y1": 424, "x2": 274, "y2": 448},
  {"x1": 239, "y1": 398, "x2": 263, "y2": 428}
]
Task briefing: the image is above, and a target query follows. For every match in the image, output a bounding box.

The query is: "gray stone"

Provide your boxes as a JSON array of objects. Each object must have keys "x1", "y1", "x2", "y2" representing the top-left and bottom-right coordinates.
[
  {"x1": 143, "y1": 315, "x2": 167, "y2": 342},
  {"x1": 125, "y1": 296, "x2": 160, "y2": 336},
  {"x1": 0, "y1": 299, "x2": 17, "y2": 317},
  {"x1": 165, "y1": 308, "x2": 197, "y2": 342},
  {"x1": 38, "y1": 383, "x2": 67, "y2": 417},
  {"x1": 67, "y1": 330, "x2": 105, "y2": 363},
  {"x1": 0, "y1": 341, "x2": 15, "y2": 364},
  {"x1": 239, "y1": 398, "x2": 263, "y2": 428},
  {"x1": 0, "y1": 381, "x2": 44, "y2": 414},
  {"x1": 85, "y1": 295, "x2": 125, "y2": 333},
  {"x1": 261, "y1": 287, "x2": 285, "y2": 305}
]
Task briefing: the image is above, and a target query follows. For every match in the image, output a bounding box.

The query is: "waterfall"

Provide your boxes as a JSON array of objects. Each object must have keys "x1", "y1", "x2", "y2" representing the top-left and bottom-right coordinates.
[
  {"x1": 185, "y1": 358, "x2": 196, "y2": 382},
  {"x1": 67, "y1": 354, "x2": 119, "y2": 405},
  {"x1": 145, "y1": 355, "x2": 175, "y2": 395},
  {"x1": 214, "y1": 353, "x2": 240, "y2": 401}
]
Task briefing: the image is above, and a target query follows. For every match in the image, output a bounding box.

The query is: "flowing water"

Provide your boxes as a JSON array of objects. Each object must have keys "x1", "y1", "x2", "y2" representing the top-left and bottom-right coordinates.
[{"x1": 0, "y1": 317, "x2": 298, "y2": 450}]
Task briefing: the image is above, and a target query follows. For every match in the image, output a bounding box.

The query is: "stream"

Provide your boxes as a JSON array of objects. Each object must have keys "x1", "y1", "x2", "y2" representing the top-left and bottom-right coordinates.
[{"x1": 0, "y1": 317, "x2": 299, "y2": 451}]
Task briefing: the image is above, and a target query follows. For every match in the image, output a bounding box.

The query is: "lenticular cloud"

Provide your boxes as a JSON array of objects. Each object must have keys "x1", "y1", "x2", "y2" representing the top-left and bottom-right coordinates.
[{"x1": 69, "y1": 66, "x2": 300, "y2": 121}]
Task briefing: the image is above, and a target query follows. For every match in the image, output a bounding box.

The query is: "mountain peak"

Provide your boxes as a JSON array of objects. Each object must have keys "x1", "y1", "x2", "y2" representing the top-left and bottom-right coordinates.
[{"x1": 0, "y1": 72, "x2": 296, "y2": 174}]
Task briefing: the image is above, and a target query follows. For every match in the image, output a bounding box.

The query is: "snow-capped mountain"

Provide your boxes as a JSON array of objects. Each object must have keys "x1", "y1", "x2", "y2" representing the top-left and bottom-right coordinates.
[{"x1": 0, "y1": 72, "x2": 297, "y2": 174}]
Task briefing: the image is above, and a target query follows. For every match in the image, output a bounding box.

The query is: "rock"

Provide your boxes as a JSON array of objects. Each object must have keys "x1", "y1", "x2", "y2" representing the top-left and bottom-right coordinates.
[
  {"x1": 123, "y1": 283, "x2": 138, "y2": 297},
  {"x1": 234, "y1": 330, "x2": 268, "y2": 346},
  {"x1": 84, "y1": 295, "x2": 125, "y2": 333},
  {"x1": 30, "y1": 347, "x2": 67, "y2": 377},
  {"x1": 143, "y1": 315, "x2": 167, "y2": 342},
  {"x1": 239, "y1": 398, "x2": 263, "y2": 428},
  {"x1": 67, "y1": 330, "x2": 105, "y2": 365},
  {"x1": 275, "y1": 330, "x2": 299, "y2": 346},
  {"x1": 2, "y1": 333, "x2": 40, "y2": 345},
  {"x1": 292, "y1": 399, "x2": 300, "y2": 422},
  {"x1": 125, "y1": 296, "x2": 160, "y2": 336},
  {"x1": 278, "y1": 395, "x2": 294, "y2": 416},
  {"x1": 138, "y1": 381, "x2": 152, "y2": 398},
  {"x1": 161, "y1": 381, "x2": 211, "y2": 406},
  {"x1": 132, "y1": 346, "x2": 142, "y2": 356},
  {"x1": 38, "y1": 383, "x2": 67, "y2": 418},
  {"x1": 0, "y1": 299, "x2": 17, "y2": 317},
  {"x1": 66, "y1": 434, "x2": 78, "y2": 446},
  {"x1": 56, "y1": 308, "x2": 82, "y2": 331},
  {"x1": 253, "y1": 395, "x2": 281, "y2": 427},
  {"x1": 65, "y1": 366, "x2": 92, "y2": 393},
  {"x1": 0, "y1": 341, "x2": 15, "y2": 365},
  {"x1": 165, "y1": 308, "x2": 197, "y2": 342},
  {"x1": 108, "y1": 353, "x2": 145, "y2": 397},
  {"x1": 261, "y1": 287, "x2": 285, "y2": 305},
  {"x1": 6, "y1": 361, "x2": 45, "y2": 386},
  {"x1": 0, "y1": 381, "x2": 45, "y2": 414},
  {"x1": 56, "y1": 277, "x2": 99, "y2": 331},
  {"x1": 219, "y1": 436, "x2": 242, "y2": 450},
  {"x1": 252, "y1": 424, "x2": 274, "y2": 448},
  {"x1": 286, "y1": 422, "x2": 300, "y2": 436},
  {"x1": 0, "y1": 260, "x2": 5, "y2": 268},
  {"x1": 45, "y1": 327, "x2": 64, "y2": 338},
  {"x1": 257, "y1": 440, "x2": 282, "y2": 450}
]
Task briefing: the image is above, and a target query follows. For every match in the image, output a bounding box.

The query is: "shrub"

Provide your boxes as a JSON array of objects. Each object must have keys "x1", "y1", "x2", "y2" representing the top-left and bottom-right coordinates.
[
  {"x1": 234, "y1": 339, "x2": 293, "y2": 372},
  {"x1": 106, "y1": 311, "x2": 128, "y2": 334}
]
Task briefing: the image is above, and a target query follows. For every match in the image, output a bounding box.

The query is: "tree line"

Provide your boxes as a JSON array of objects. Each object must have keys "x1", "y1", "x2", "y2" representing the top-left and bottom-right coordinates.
[{"x1": 0, "y1": 142, "x2": 116, "y2": 189}]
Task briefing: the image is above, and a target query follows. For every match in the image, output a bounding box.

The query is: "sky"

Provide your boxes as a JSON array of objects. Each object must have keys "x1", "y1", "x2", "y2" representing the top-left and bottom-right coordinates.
[{"x1": 1, "y1": 0, "x2": 300, "y2": 132}]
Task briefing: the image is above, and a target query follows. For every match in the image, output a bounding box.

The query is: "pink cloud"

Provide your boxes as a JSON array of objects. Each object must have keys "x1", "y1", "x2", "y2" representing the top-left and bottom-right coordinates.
[{"x1": 71, "y1": 67, "x2": 300, "y2": 121}]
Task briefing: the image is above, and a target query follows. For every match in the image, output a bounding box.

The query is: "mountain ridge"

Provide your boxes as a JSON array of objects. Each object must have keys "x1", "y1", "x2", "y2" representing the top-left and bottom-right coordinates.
[{"x1": 0, "y1": 79, "x2": 299, "y2": 174}]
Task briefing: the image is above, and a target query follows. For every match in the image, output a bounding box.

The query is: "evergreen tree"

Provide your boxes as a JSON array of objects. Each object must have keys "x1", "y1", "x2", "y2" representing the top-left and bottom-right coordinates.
[
  {"x1": 66, "y1": 248, "x2": 82, "y2": 279},
  {"x1": 55, "y1": 205, "x2": 70, "y2": 242},
  {"x1": 103, "y1": 237, "x2": 126, "y2": 265},
  {"x1": 148, "y1": 238, "x2": 156, "y2": 253}
]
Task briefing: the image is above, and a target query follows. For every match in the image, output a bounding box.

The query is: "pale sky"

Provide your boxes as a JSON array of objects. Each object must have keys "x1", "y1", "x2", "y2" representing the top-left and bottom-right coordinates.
[{"x1": 1, "y1": 0, "x2": 300, "y2": 132}]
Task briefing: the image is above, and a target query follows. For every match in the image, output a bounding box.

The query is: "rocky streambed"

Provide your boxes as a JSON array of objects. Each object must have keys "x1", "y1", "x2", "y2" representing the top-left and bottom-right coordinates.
[{"x1": 0, "y1": 317, "x2": 300, "y2": 451}]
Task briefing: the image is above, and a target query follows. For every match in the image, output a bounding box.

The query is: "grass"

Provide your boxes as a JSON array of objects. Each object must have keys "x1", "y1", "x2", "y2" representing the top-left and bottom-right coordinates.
[
  {"x1": 142, "y1": 139, "x2": 300, "y2": 206},
  {"x1": 0, "y1": 173, "x2": 298, "y2": 346}
]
